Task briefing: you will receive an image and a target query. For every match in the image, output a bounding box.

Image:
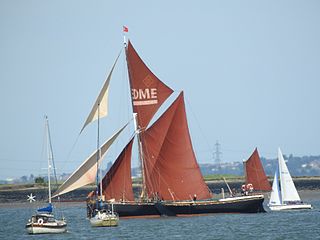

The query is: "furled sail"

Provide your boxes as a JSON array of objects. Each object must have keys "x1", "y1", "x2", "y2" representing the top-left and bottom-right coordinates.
[
  {"x1": 141, "y1": 92, "x2": 212, "y2": 201},
  {"x1": 80, "y1": 51, "x2": 121, "y2": 133},
  {"x1": 52, "y1": 123, "x2": 128, "y2": 198},
  {"x1": 126, "y1": 41, "x2": 173, "y2": 129},
  {"x1": 278, "y1": 148, "x2": 301, "y2": 203},
  {"x1": 101, "y1": 138, "x2": 135, "y2": 201},
  {"x1": 37, "y1": 203, "x2": 53, "y2": 213},
  {"x1": 244, "y1": 148, "x2": 271, "y2": 191}
]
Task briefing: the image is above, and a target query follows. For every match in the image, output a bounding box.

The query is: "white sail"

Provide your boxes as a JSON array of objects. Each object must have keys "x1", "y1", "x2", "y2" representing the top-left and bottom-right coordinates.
[
  {"x1": 278, "y1": 148, "x2": 301, "y2": 203},
  {"x1": 269, "y1": 168, "x2": 281, "y2": 205},
  {"x1": 80, "y1": 52, "x2": 121, "y2": 133},
  {"x1": 52, "y1": 123, "x2": 128, "y2": 198}
]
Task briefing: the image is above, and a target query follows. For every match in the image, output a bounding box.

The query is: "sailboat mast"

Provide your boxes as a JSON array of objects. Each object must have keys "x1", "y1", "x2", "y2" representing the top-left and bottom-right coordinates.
[
  {"x1": 133, "y1": 113, "x2": 147, "y2": 199},
  {"x1": 125, "y1": 43, "x2": 148, "y2": 200},
  {"x1": 45, "y1": 116, "x2": 52, "y2": 204},
  {"x1": 96, "y1": 103, "x2": 103, "y2": 200},
  {"x1": 278, "y1": 149, "x2": 284, "y2": 204},
  {"x1": 276, "y1": 166, "x2": 282, "y2": 204},
  {"x1": 243, "y1": 160, "x2": 247, "y2": 183}
]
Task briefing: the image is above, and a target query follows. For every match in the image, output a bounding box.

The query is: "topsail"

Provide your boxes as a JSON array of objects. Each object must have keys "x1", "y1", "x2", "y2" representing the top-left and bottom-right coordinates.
[
  {"x1": 80, "y1": 51, "x2": 121, "y2": 133},
  {"x1": 126, "y1": 41, "x2": 173, "y2": 129}
]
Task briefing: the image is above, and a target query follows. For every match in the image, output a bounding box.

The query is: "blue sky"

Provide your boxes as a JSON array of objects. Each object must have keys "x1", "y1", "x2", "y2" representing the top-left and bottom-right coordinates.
[{"x1": 1, "y1": 1, "x2": 320, "y2": 179}]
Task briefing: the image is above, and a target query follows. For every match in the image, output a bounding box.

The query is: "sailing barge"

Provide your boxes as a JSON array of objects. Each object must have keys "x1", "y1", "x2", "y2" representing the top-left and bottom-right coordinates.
[
  {"x1": 54, "y1": 38, "x2": 266, "y2": 217},
  {"x1": 87, "y1": 195, "x2": 265, "y2": 218}
]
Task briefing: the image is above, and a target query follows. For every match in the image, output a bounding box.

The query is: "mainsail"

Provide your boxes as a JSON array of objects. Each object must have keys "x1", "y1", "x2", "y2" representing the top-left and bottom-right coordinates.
[
  {"x1": 141, "y1": 92, "x2": 212, "y2": 201},
  {"x1": 244, "y1": 148, "x2": 271, "y2": 191},
  {"x1": 126, "y1": 41, "x2": 211, "y2": 200},
  {"x1": 126, "y1": 41, "x2": 173, "y2": 129},
  {"x1": 278, "y1": 148, "x2": 301, "y2": 203},
  {"x1": 52, "y1": 123, "x2": 128, "y2": 198},
  {"x1": 101, "y1": 138, "x2": 135, "y2": 201},
  {"x1": 98, "y1": 41, "x2": 212, "y2": 202}
]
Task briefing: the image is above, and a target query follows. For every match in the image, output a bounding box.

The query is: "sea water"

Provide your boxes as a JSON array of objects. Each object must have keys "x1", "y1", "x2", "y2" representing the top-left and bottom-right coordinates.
[{"x1": 0, "y1": 196, "x2": 319, "y2": 239}]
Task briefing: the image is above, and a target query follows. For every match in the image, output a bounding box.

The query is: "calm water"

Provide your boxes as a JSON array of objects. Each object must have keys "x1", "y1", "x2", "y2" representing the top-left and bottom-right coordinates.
[{"x1": 0, "y1": 197, "x2": 320, "y2": 239}]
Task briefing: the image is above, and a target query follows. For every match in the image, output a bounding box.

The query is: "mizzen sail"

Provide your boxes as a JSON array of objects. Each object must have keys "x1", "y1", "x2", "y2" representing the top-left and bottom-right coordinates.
[
  {"x1": 126, "y1": 41, "x2": 173, "y2": 129},
  {"x1": 244, "y1": 148, "x2": 271, "y2": 191}
]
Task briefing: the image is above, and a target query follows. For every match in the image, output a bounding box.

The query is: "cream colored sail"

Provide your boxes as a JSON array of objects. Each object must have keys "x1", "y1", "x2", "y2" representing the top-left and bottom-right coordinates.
[
  {"x1": 80, "y1": 52, "x2": 121, "y2": 133},
  {"x1": 52, "y1": 123, "x2": 128, "y2": 198}
]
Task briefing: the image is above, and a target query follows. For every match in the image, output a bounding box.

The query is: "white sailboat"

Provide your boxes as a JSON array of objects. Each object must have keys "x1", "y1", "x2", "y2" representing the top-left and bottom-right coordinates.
[
  {"x1": 268, "y1": 148, "x2": 312, "y2": 211},
  {"x1": 26, "y1": 116, "x2": 67, "y2": 234}
]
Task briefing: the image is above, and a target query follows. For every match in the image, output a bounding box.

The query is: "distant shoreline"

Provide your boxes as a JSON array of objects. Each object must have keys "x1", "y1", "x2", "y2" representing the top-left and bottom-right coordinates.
[
  {"x1": 1, "y1": 176, "x2": 320, "y2": 192},
  {"x1": 1, "y1": 176, "x2": 319, "y2": 203},
  {"x1": 0, "y1": 189, "x2": 318, "y2": 208}
]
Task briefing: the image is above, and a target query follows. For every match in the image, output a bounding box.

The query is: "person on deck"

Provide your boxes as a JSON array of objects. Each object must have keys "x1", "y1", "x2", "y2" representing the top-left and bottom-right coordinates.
[{"x1": 193, "y1": 194, "x2": 197, "y2": 201}]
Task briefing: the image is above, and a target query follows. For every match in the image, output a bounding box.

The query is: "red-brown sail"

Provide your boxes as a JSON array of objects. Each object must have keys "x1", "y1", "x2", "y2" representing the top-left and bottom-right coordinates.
[
  {"x1": 141, "y1": 92, "x2": 212, "y2": 201},
  {"x1": 244, "y1": 148, "x2": 271, "y2": 191},
  {"x1": 101, "y1": 138, "x2": 135, "y2": 201},
  {"x1": 126, "y1": 41, "x2": 173, "y2": 129}
]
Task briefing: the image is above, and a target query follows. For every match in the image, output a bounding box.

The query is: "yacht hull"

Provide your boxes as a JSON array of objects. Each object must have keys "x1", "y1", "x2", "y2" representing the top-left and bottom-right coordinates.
[
  {"x1": 90, "y1": 217, "x2": 119, "y2": 227},
  {"x1": 268, "y1": 204, "x2": 312, "y2": 211},
  {"x1": 90, "y1": 211, "x2": 119, "y2": 227},
  {"x1": 26, "y1": 223, "x2": 67, "y2": 234}
]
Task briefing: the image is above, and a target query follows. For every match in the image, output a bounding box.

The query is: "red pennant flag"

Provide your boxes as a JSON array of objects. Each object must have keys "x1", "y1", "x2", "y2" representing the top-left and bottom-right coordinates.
[{"x1": 123, "y1": 26, "x2": 128, "y2": 32}]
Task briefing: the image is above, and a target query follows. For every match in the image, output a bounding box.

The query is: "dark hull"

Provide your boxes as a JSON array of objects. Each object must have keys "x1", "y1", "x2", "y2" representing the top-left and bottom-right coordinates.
[
  {"x1": 113, "y1": 202, "x2": 160, "y2": 217},
  {"x1": 88, "y1": 195, "x2": 265, "y2": 217},
  {"x1": 162, "y1": 195, "x2": 265, "y2": 215}
]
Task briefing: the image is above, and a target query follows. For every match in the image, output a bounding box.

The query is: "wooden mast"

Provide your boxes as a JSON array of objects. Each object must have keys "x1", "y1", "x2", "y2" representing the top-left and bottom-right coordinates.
[{"x1": 133, "y1": 113, "x2": 147, "y2": 200}]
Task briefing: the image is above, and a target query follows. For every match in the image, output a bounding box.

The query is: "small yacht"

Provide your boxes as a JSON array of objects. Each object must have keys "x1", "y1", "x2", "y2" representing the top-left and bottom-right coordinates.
[
  {"x1": 268, "y1": 148, "x2": 312, "y2": 211},
  {"x1": 26, "y1": 116, "x2": 67, "y2": 234},
  {"x1": 90, "y1": 207, "x2": 119, "y2": 227},
  {"x1": 26, "y1": 210, "x2": 67, "y2": 234}
]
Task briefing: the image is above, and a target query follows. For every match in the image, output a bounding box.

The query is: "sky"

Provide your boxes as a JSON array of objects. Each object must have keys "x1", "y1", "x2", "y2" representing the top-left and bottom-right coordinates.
[{"x1": 1, "y1": 0, "x2": 320, "y2": 179}]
